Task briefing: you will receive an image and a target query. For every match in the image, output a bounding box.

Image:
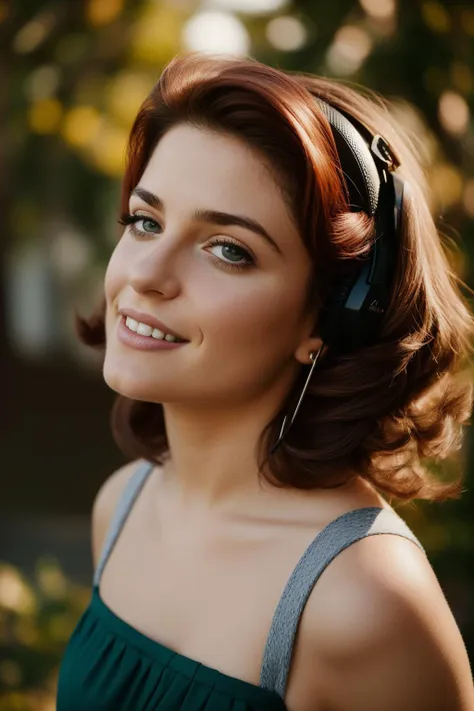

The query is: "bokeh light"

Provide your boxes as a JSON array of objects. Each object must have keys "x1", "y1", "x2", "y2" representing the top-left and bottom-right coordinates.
[
  {"x1": 325, "y1": 25, "x2": 372, "y2": 75},
  {"x1": 86, "y1": 0, "x2": 124, "y2": 26},
  {"x1": 421, "y1": 1, "x2": 451, "y2": 33},
  {"x1": 202, "y1": 0, "x2": 288, "y2": 14},
  {"x1": 438, "y1": 91, "x2": 470, "y2": 136},
  {"x1": 129, "y1": 3, "x2": 184, "y2": 64},
  {"x1": 0, "y1": 1, "x2": 8, "y2": 24},
  {"x1": 450, "y1": 62, "x2": 473, "y2": 95},
  {"x1": 430, "y1": 162, "x2": 463, "y2": 209},
  {"x1": 182, "y1": 10, "x2": 251, "y2": 55},
  {"x1": 359, "y1": 0, "x2": 396, "y2": 21},
  {"x1": 86, "y1": 120, "x2": 129, "y2": 177},
  {"x1": 28, "y1": 98, "x2": 63, "y2": 134},
  {"x1": 24, "y1": 65, "x2": 61, "y2": 102},
  {"x1": 0, "y1": 566, "x2": 36, "y2": 615},
  {"x1": 105, "y1": 71, "x2": 152, "y2": 128},
  {"x1": 460, "y1": 8, "x2": 474, "y2": 36},
  {"x1": 50, "y1": 229, "x2": 94, "y2": 281},
  {"x1": 266, "y1": 15, "x2": 308, "y2": 51},
  {"x1": 61, "y1": 106, "x2": 102, "y2": 149},
  {"x1": 13, "y1": 12, "x2": 55, "y2": 54}
]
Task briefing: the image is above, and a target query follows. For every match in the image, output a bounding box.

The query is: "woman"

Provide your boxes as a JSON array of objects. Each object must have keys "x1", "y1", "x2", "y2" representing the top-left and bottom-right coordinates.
[{"x1": 56, "y1": 53, "x2": 474, "y2": 710}]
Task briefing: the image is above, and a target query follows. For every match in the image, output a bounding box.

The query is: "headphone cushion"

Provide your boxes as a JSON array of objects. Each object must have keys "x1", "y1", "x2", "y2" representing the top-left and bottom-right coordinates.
[{"x1": 317, "y1": 100, "x2": 380, "y2": 216}]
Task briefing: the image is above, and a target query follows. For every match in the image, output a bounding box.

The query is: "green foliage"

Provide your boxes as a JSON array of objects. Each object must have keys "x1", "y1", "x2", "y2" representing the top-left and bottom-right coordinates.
[{"x1": 0, "y1": 559, "x2": 89, "y2": 709}]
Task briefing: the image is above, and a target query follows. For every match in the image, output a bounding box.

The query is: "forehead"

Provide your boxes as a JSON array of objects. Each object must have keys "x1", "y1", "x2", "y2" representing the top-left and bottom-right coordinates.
[{"x1": 136, "y1": 123, "x2": 299, "y2": 245}]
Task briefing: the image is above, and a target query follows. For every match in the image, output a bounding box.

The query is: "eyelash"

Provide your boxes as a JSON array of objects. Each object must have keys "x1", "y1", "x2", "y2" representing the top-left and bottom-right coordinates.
[{"x1": 118, "y1": 213, "x2": 255, "y2": 272}]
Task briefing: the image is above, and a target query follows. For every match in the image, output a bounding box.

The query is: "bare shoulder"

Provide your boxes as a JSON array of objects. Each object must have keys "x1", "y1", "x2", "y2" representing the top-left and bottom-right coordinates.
[
  {"x1": 91, "y1": 459, "x2": 146, "y2": 567},
  {"x1": 305, "y1": 532, "x2": 474, "y2": 711}
]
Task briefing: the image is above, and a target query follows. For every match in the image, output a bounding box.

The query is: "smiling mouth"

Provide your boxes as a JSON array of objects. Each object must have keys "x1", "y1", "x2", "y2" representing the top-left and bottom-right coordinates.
[{"x1": 123, "y1": 316, "x2": 188, "y2": 343}]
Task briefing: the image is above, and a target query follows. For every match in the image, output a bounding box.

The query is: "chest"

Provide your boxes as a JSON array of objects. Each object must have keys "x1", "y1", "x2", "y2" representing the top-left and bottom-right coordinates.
[{"x1": 99, "y1": 508, "x2": 332, "y2": 711}]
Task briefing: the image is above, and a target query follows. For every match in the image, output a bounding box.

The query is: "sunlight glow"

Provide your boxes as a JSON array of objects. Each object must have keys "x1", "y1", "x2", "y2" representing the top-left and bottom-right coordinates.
[{"x1": 182, "y1": 10, "x2": 250, "y2": 55}]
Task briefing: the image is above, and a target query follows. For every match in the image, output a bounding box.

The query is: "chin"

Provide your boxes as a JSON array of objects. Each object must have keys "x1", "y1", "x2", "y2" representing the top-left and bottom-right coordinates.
[
  {"x1": 103, "y1": 359, "x2": 151, "y2": 401},
  {"x1": 103, "y1": 359, "x2": 181, "y2": 404}
]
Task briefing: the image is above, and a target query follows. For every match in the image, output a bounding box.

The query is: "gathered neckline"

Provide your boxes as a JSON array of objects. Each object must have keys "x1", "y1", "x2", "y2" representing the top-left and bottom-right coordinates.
[{"x1": 90, "y1": 586, "x2": 286, "y2": 707}]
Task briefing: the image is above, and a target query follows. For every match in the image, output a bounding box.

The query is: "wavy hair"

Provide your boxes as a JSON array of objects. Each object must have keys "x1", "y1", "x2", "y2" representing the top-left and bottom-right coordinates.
[{"x1": 77, "y1": 52, "x2": 474, "y2": 504}]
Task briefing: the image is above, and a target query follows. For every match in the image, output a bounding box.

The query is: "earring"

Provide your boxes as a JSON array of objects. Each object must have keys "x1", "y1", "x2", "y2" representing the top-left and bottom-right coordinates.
[{"x1": 270, "y1": 343, "x2": 325, "y2": 454}]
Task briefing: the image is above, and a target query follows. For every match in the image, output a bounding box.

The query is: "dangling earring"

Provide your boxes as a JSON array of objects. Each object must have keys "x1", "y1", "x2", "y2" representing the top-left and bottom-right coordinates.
[{"x1": 270, "y1": 343, "x2": 325, "y2": 454}]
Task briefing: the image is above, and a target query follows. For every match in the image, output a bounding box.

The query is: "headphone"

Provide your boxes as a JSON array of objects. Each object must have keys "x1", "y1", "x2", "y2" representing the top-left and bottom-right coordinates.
[{"x1": 315, "y1": 99, "x2": 405, "y2": 354}]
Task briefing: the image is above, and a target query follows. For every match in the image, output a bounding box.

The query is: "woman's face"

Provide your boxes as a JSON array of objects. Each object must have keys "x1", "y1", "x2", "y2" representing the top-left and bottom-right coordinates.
[{"x1": 104, "y1": 123, "x2": 318, "y2": 407}]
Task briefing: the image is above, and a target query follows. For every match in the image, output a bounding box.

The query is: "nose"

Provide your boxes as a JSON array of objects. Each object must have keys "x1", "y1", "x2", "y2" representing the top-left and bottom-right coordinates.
[{"x1": 128, "y1": 236, "x2": 182, "y2": 299}]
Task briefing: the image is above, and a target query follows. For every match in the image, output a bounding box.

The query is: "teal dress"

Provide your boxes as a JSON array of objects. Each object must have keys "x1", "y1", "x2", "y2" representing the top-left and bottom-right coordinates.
[{"x1": 57, "y1": 460, "x2": 426, "y2": 710}]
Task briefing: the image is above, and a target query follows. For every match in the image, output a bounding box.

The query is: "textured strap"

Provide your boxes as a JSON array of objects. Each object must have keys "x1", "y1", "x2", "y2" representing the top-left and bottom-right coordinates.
[
  {"x1": 259, "y1": 506, "x2": 426, "y2": 699},
  {"x1": 92, "y1": 460, "x2": 155, "y2": 588}
]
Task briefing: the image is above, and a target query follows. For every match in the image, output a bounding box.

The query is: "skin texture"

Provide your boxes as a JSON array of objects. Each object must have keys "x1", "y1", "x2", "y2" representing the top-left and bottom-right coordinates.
[
  {"x1": 104, "y1": 122, "x2": 324, "y2": 512},
  {"x1": 297, "y1": 532, "x2": 474, "y2": 711},
  {"x1": 100, "y1": 123, "x2": 474, "y2": 710}
]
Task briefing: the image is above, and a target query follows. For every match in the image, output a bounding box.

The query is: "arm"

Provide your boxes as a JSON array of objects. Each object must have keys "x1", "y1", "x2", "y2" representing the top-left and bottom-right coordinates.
[{"x1": 309, "y1": 536, "x2": 474, "y2": 711}]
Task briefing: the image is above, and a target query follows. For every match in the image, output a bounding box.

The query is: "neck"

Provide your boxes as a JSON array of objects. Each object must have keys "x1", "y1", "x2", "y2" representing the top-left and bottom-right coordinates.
[
  {"x1": 157, "y1": 399, "x2": 372, "y2": 528},
  {"x1": 160, "y1": 397, "x2": 285, "y2": 516}
]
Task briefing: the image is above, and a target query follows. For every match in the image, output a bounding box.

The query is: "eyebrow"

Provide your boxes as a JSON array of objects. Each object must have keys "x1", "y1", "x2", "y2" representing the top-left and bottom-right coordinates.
[{"x1": 131, "y1": 187, "x2": 282, "y2": 254}]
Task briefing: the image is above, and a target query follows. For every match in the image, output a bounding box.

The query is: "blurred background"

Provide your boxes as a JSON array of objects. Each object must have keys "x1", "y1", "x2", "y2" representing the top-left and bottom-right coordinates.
[{"x1": 1, "y1": 0, "x2": 474, "y2": 708}]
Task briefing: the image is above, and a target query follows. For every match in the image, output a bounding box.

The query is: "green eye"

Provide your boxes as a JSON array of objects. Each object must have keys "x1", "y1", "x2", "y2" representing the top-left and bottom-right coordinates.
[
  {"x1": 118, "y1": 213, "x2": 162, "y2": 236},
  {"x1": 206, "y1": 237, "x2": 254, "y2": 271},
  {"x1": 139, "y1": 217, "x2": 160, "y2": 233},
  {"x1": 210, "y1": 243, "x2": 247, "y2": 263}
]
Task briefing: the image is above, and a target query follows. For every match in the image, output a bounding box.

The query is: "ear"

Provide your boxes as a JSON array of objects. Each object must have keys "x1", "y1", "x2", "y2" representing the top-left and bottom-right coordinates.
[
  {"x1": 294, "y1": 336, "x2": 327, "y2": 365},
  {"x1": 294, "y1": 306, "x2": 328, "y2": 364}
]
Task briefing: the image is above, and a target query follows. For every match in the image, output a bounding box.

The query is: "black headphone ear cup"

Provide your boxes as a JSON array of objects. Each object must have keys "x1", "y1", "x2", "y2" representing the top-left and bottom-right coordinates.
[
  {"x1": 318, "y1": 274, "x2": 359, "y2": 351},
  {"x1": 314, "y1": 101, "x2": 401, "y2": 356}
]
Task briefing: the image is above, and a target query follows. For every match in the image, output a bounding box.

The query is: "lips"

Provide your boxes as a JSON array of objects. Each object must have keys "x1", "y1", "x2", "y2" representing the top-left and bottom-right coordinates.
[{"x1": 118, "y1": 307, "x2": 187, "y2": 341}]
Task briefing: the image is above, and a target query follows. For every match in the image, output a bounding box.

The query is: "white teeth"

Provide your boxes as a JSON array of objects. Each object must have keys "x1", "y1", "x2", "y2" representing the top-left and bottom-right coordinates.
[
  {"x1": 137, "y1": 322, "x2": 153, "y2": 336},
  {"x1": 125, "y1": 316, "x2": 184, "y2": 342},
  {"x1": 126, "y1": 317, "x2": 139, "y2": 332}
]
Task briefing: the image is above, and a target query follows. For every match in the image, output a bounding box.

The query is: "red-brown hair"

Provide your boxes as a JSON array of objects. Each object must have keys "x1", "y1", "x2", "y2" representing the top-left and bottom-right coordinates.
[{"x1": 77, "y1": 52, "x2": 474, "y2": 504}]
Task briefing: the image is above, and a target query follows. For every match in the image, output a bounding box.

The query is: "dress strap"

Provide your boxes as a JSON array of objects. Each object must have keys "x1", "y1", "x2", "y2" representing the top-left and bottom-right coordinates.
[
  {"x1": 259, "y1": 506, "x2": 426, "y2": 699},
  {"x1": 92, "y1": 460, "x2": 155, "y2": 588}
]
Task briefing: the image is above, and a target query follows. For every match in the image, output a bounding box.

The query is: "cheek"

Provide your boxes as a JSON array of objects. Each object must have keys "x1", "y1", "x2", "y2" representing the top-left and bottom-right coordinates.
[
  {"x1": 199, "y1": 274, "x2": 305, "y2": 355},
  {"x1": 104, "y1": 242, "x2": 125, "y2": 304},
  {"x1": 103, "y1": 240, "x2": 134, "y2": 349}
]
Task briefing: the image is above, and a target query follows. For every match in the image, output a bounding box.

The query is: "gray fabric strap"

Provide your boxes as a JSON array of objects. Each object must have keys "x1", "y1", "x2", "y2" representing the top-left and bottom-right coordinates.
[
  {"x1": 92, "y1": 460, "x2": 155, "y2": 588},
  {"x1": 259, "y1": 506, "x2": 426, "y2": 699}
]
